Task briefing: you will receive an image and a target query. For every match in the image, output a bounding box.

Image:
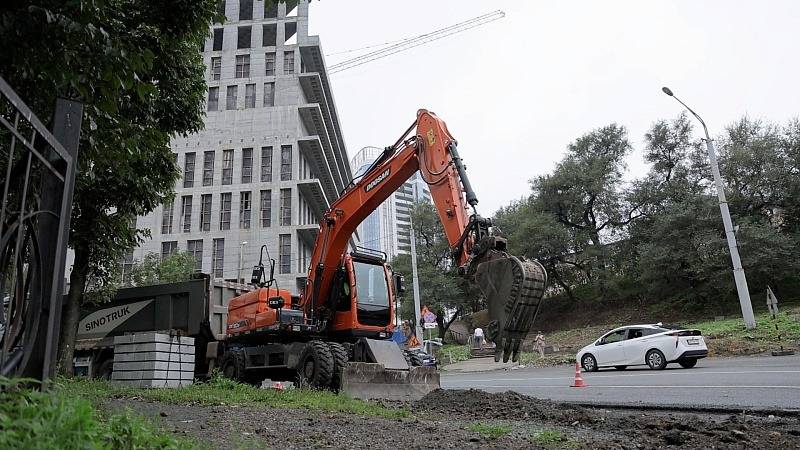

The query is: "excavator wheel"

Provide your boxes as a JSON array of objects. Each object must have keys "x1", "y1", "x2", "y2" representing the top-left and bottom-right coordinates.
[
  {"x1": 327, "y1": 342, "x2": 351, "y2": 392},
  {"x1": 297, "y1": 340, "x2": 334, "y2": 389},
  {"x1": 221, "y1": 348, "x2": 250, "y2": 384},
  {"x1": 475, "y1": 255, "x2": 547, "y2": 363}
]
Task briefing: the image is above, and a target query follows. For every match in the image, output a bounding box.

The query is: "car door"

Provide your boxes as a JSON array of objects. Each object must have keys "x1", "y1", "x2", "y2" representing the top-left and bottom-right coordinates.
[
  {"x1": 622, "y1": 328, "x2": 646, "y2": 365},
  {"x1": 595, "y1": 329, "x2": 627, "y2": 366}
]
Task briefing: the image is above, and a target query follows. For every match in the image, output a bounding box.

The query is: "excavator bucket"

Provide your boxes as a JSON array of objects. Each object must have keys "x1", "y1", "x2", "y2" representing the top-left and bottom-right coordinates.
[
  {"x1": 339, "y1": 338, "x2": 440, "y2": 401},
  {"x1": 475, "y1": 256, "x2": 547, "y2": 362}
]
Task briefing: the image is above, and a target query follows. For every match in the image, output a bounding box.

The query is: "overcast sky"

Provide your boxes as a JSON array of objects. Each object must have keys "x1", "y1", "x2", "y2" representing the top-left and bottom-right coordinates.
[{"x1": 308, "y1": 0, "x2": 800, "y2": 215}]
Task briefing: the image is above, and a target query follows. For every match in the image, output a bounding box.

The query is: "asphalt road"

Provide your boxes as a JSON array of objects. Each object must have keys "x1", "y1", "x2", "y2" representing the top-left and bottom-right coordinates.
[{"x1": 441, "y1": 354, "x2": 800, "y2": 411}]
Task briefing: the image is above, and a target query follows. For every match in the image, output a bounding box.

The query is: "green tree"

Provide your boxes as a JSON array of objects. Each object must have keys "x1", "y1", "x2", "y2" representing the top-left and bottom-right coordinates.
[
  {"x1": 129, "y1": 251, "x2": 196, "y2": 287},
  {"x1": 390, "y1": 202, "x2": 472, "y2": 338},
  {"x1": 0, "y1": 0, "x2": 219, "y2": 373}
]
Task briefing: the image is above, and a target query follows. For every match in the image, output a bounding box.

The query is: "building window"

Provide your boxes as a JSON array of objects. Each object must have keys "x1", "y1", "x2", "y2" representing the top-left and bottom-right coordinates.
[
  {"x1": 216, "y1": 0, "x2": 226, "y2": 21},
  {"x1": 222, "y1": 149, "x2": 234, "y2": 185},
  {"x1": 120, "y1": 251, "x2": 135, "y2": 285},
  {"x1": 240, "y1": 191, "x2": 251, "y2": 229},
  {"x1": 265, "y1": 3, "x2": 277, "y2": 18},
  {"x1": 212, "y1": 28, "x2": 223, "y2": 51},
  {"x1": 220, "y1": 192, "x2": 232, "y2": 230},
  {"x1": 263, "y1": 25, "x2": 277, "y2": 47},
  {"x1": 235, "y1": 54, "x2": 250, "y2": 78},
  {"x1": 241, "y1": 148, "x2": 253, "y2": 183},
  {"x1": 187, "y1": 239, "x2": 203, "y2": 271},
  {"x1": 265, "y1": 52, "x2": 275, "y2": 75},
  {"x1": 161, "y1": 201, "x2": 174, "y2": 234},
  {"x1": 283, "y1": 50, "x2": 294, "y2": 74},
  {"x1": 207, "y1": 87, "x2": 219, "y2": 111},
  {"x1": 183, "y1": 152, "x2": 195, "y2": 188},
  {"x1": 238, "y1": 0, "x2": 253, "y2": 20},
  {"x1": 261, "y1": 146, "x2": 272, "y2": 182},
  {"x1": 280, "y1": 145, "x2": 292, "y2": 180},
  {"x1": 200, "y1": 194, "x2": 212, "y2": 231},
  {"x1": 180, "y1": 195, "x2": 193, "y2": 233},
  {"x1": 212, "y1": 238, "x2": 225, "y2": 278},
  {"x1": 279, "y1": 234, "x2": 291, "y2": 274},
  {"x1": 237, "y1": 25, "x2": 251, "y2": 49},
  {"x1": 245, "y1": 83, "x2": 256, "y2": 108},
  {"x1": 203, "y1": 150, "x2": 214, "y2": 186},
  {"x1": 211, "y1": 57, "x2": 221, "y2": 80},
  {"x1": 263, "y1": 82, "x2": 274, "y2": 107},
  {"x1": 226, "y1": 85, "x2": 238, "y2": 110},
  {"x1": 260, "y1": 190, "x2": 272, "y2": 227},
  {"x1": 161, "y1": 241, "x2": 178, "y2": 259},
  {"x1": 280, "y1": 188, "x2": 291, "y2": 226}
]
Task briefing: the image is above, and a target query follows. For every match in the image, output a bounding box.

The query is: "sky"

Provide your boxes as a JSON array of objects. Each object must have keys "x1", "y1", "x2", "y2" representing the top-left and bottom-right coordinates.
[{"x1": 308, "y1": 0, "x2": 800, "y2": 215}]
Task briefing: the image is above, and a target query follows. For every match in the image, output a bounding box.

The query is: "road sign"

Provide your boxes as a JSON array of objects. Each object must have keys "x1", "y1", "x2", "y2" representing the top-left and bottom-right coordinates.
[
  {"x1": 767, "y1": 286, "x2": 779, "y2": 315},
  {"x1": 423, "y1": 322, "x2": 437, "y2": 329}
]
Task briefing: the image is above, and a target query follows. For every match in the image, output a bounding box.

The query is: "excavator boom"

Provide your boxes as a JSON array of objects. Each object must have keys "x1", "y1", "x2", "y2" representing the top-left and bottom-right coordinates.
[{"x1": 304, "y1": 109, "x2": 547, "y2": 363}]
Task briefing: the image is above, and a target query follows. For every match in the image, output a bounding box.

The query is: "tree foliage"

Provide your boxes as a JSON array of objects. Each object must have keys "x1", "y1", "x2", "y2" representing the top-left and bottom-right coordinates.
[
  {"x1": 496, "y1": 114, "x2": 800, "y2": 312},
  {"x1": 129, "y1": 251, "x2": 196, "y2": 287},
  {"x1": 390, "y1": 202, "x2": 473, "y2": 337}
]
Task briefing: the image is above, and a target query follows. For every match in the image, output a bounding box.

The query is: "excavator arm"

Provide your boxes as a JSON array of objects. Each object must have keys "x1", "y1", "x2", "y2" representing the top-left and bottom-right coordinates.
[{"x1": 302, "y1": 109, "x2": 547, "y2": 362}]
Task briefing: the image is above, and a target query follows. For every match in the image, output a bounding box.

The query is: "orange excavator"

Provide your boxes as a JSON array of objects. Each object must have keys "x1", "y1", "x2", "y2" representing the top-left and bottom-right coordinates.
[{"x1": 218, "y1": 110, "x2": 547, "y2": 399}]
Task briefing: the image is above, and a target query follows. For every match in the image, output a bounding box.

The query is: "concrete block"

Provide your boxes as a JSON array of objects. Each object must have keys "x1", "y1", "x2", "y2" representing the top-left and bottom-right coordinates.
[
  {"x1": 113, "y1": 335, "x2": 134, "y2": 344},
  {"x1": 130, "y1": 333, "x2": 195, "y2": 345},
  {"x1": 113, "y1": 361, "x2": 195, "y2": 372}
]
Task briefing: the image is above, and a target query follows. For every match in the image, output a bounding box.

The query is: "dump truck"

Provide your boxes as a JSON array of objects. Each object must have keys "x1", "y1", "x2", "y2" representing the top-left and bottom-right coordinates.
[{"x1": 73, "y1": 275, "x2": 252, "y2": 379}]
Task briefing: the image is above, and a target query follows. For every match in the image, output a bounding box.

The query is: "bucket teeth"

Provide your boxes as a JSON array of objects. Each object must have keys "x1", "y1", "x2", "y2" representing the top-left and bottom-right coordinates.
[{"x1": 475, "y1": 255, "x2": 547, "y2": 363}]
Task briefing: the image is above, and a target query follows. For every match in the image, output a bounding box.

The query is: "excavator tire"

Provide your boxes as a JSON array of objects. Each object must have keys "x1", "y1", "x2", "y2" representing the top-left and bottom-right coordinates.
[
  {"x1": 327, "y1": 342, "x2": 350, "y2": 392},
  {"x1": 297, "y1": 340, "x2": 334, "y2": 389},
  {"x1": 221, "y1": 348, "x2": 250, "y2": 384},
  {"x1": 475, "y1": 255, "x2": 547, "y2": 363}
]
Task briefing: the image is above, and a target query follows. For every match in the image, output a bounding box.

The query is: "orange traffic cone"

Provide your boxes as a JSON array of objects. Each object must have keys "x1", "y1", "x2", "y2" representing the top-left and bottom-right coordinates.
[
  {"x1": 571, "y1": 362, "x2": 587, "y2": 388},
  {"x1": 272, "y1": 381, "x2": 285, "y2": 391}
]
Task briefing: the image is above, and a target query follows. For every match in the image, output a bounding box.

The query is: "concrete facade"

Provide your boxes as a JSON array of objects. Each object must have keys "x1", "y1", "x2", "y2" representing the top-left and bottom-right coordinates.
[
  {"x1": 132, "y1": 0, "x2": 351, "y2": 294},
  {"x1": 349, "y1": 147, "x2": 431, "y2": 261}
]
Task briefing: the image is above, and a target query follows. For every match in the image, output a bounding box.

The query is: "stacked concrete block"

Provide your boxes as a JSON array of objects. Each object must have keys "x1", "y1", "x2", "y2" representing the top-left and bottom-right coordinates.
[{"x1": 111, "y1": 333, "x2": 195, "y2": 388}]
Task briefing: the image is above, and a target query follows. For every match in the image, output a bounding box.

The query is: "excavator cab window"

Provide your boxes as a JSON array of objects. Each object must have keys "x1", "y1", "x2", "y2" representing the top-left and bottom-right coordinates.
[
  {"x1": 352, "y1": 261, "x2": 391, "y2": 327},
  {"x1": 332, "y1": 267, "x2": 352, "y2": 312}
]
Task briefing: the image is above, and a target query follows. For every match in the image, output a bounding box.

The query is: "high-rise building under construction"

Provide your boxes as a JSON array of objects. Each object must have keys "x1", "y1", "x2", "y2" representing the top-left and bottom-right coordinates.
[{"x1": 129, "y1": 0, "x2": 351, "y2": 293}]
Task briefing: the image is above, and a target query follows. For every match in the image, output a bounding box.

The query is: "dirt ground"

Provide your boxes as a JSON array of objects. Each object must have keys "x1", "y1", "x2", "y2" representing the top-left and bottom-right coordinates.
[{"x1": 104, "y1": 389, "x2": 800, "y2": 449}]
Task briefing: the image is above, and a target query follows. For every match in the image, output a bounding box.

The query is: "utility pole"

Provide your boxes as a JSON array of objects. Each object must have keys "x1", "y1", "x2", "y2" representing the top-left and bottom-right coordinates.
[
  {"x1": 662, "y1": 87, "x2": 756, "y2": 329},
  {"x1": 409, "y1": 216, "x2": 423, "y2": 344}
]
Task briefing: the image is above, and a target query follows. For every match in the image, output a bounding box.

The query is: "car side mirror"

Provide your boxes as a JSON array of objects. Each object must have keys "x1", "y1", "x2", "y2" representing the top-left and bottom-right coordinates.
[
  {"x1": 394, "y1": 273, "x2": 405, "y2": 294},
  {"x1": 596, "y1": 339, "x2": 604, "y2": 346}
]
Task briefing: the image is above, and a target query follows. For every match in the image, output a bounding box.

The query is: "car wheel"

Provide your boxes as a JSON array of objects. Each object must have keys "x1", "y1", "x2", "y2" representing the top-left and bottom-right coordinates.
[
  {"x1": 581, "y1": 354, "x2": 598, "y2": 372},
  {"x1": 614, "y1": 365, "x2": 627, "y2": 370},
  {"x1": 645, "y1": 349, "x2": 667, "y2": 370},
  {"x1": 678, "y1": 358, "x2": 698, "y2": 369}
]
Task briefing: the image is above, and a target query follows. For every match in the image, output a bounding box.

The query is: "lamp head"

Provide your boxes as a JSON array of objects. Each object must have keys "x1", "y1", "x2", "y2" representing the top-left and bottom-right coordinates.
[{"x1": 662, "y1": 87, "x2": 674, "y2": 96}]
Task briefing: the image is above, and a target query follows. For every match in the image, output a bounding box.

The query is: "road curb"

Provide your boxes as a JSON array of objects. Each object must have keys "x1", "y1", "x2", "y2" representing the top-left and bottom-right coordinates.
[{"x1": 573, "y1": 401, "x2": 800, "y2": 418}]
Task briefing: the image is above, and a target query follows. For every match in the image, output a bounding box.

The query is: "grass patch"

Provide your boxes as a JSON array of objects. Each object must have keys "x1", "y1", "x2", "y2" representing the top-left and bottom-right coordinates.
[
  {"x1": 0, "y1": 377, "x2": 199, "y2": 450},
  {"x1": 466, "y1": 422, "x2": 512, "y2": 439},
  {"x1": 58, "y1": 375, "x2": 407, "y2": 419},
  {"x1": 437, "y1": 344, "x2": 471, "y2": 365},
  {"x1": 687, "y1": 308, "x2": 800, "y2": 356},
  {"x1": 532, "y1": 428, "x2": 566, "y2": 444}
]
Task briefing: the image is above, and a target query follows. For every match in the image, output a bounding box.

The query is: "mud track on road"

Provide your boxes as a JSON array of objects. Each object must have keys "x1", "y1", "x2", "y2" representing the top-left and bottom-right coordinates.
[{"x1": 107, "y1": 389, "x2": 800, "y2": 449}]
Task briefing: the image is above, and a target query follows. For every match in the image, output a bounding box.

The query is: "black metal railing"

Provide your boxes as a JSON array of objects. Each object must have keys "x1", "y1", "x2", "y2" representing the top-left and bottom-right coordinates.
[{"x1": 0, "y1": 75, "x2": 81, "y2": 382}]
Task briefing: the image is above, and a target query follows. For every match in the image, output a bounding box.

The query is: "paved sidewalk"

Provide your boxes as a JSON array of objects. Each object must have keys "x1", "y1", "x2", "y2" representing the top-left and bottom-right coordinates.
[{"x1": 440, "y1": 356, "x2": 521, "y2": 372}]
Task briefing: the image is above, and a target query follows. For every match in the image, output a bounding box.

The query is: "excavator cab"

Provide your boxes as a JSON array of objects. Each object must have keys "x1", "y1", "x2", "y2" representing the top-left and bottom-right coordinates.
[{"x1": 331, "y1": 249, "x2": 395, "y2": 338}]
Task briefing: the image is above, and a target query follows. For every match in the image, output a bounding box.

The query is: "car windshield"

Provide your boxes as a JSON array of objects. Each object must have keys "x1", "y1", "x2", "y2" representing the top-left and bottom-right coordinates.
[{"x1": 353, "y1": 261, "x2": 389, "y2": 308}]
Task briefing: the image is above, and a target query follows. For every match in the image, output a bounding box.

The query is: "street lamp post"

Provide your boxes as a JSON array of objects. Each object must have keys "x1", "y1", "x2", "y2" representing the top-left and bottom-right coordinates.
[
  {"x1": 238, "y1": 241, "x2": 248, "y2": 283},
  {"x1": 661, "y1": 87, "x2": 756, "y2": 329}
]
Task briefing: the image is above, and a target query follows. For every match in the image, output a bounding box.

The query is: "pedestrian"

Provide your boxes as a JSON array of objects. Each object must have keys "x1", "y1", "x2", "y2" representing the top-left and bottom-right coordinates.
[
  {"x1": 474, "y1": 327, "x2": 485, "y2": 349},
  {"x1": 535, "y1": 331, "x2": 546, "y2": 358}
]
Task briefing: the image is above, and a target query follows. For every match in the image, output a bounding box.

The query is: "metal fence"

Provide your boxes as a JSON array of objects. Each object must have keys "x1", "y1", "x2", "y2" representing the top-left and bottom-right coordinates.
[{"x1": 0, "y1": 75, "x2": 81, "y2": 382}]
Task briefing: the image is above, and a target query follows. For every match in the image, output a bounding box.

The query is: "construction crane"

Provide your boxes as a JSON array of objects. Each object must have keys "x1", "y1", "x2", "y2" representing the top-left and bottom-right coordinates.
[{"x1": 327, "y1": 10, "x2": 505, "y2": 74}]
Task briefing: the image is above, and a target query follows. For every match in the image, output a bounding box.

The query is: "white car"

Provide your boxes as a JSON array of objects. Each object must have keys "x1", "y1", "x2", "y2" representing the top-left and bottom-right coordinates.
[{"x1": 576, "y1": 324, "x2": 708, "y2": 371}]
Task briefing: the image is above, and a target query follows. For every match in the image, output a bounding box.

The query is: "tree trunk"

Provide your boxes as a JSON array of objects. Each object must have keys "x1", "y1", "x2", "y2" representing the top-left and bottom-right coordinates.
[
  {"x1": 57, "y1": 249, "x2": 88, "y2": 376},
  {"x1": 436, "y1": 306, "x2": 463, "y2": 340}
]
